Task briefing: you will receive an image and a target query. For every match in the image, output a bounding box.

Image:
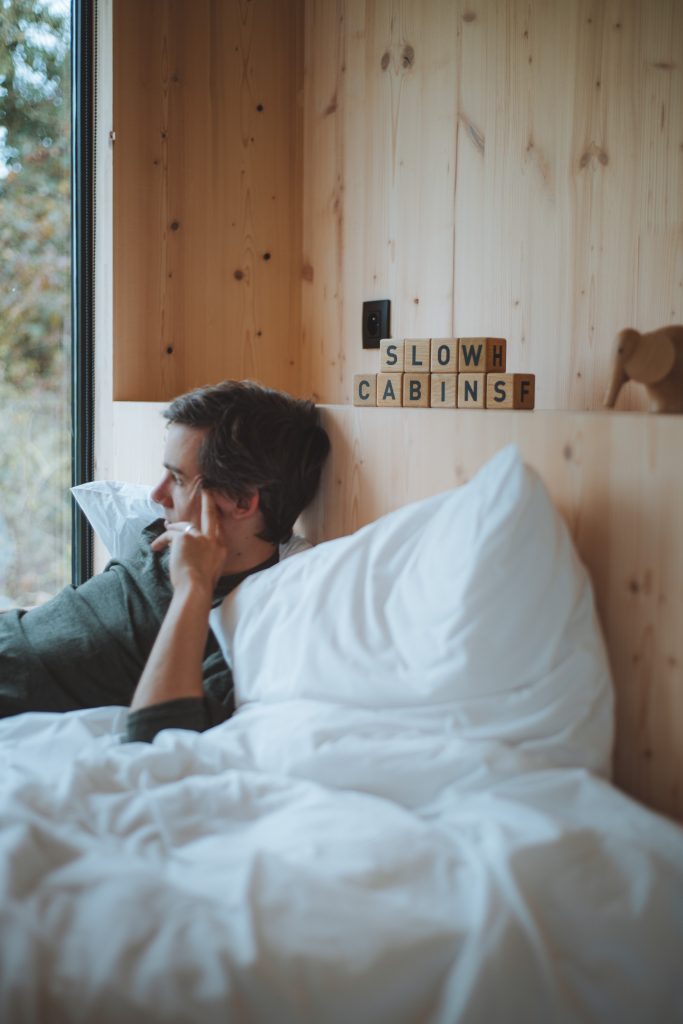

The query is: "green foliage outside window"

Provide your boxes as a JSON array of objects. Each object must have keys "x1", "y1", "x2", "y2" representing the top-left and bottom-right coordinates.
[{"x1": 0, "y1": 0, "x2": 71, "y2": 608}]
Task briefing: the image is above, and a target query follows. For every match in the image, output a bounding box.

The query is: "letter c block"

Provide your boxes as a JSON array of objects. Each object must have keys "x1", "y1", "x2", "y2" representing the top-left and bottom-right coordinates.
[{"x1": 353, "y1": 374, "x2": 377, "y2": 407}]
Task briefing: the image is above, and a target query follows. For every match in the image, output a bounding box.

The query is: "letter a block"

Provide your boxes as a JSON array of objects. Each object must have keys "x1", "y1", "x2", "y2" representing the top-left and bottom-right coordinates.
[
  {"x1": 377, "y1": 372, "x2": 403, "y2": 407},
  {"x1": 430, "y1": 339, "x2": 458, "y2": 373},
  {"x1": 403, "y1": 373, "x2": 430, "y2": 407},
  {"x1": 458, "y1": 337, "x2": 507, "y2": 372},
  {"x1": 404, "y1": 339, "x2": 431, "y2": 372},
  {"x1": 430, "y1": 374, "x2": 456, "y2": 407},
  {"x1": 353, "y1": 374, "x2": 377, "y2": 407},
  {"x1": 380, "y1": 339, "x2": 404, "y2": 372},
  {"x1": 457, "y1": 373, "x2": 485, "y2": 408}
]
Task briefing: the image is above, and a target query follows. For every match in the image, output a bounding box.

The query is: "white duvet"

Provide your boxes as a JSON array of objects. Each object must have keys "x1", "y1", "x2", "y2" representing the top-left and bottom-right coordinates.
[{"x1": 1, "y1": 700, "x2": 682, "y2": 1024}]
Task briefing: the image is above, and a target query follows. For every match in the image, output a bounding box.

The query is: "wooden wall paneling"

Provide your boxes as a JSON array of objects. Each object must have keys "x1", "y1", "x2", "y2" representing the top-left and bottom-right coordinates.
[
  {"x1": 299, "y1": 405, "x2": 683, "y2": 824},
  {"x1": 113, "y1": 0, "x2": 302, "y2": 401},
  {"x1": 301, "y1": 0, "x2": 458, "y2": 403},
  {"x1": 302, "y1": 0, "x2": 683, "y2": 409}
]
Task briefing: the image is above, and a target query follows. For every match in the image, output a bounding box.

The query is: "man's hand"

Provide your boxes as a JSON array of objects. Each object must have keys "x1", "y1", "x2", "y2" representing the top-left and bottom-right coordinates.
[{"x1": 150, "y1": 488, "x2": 228, "y2": 593}]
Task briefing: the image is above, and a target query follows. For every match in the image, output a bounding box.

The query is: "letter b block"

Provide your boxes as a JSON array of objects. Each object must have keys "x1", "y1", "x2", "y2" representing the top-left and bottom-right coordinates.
[
  {"x1": 353, "y1": 374, "x2": 377, "y2": 407},
  {"x1": 403, "y1": 373, "x2": 430, "y2": 407},
  {"x1": 380, "y1": 339, "x2": 404, "y2": 372},
  {"x1": 377, "y1": 372, "x2": 403, "y2": 406}
]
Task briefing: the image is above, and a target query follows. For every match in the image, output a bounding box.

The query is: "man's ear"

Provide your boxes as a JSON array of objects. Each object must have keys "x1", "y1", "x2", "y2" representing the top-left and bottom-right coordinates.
[{"x1": 213, "y1": 490, "x2": 260, "y2": 520}]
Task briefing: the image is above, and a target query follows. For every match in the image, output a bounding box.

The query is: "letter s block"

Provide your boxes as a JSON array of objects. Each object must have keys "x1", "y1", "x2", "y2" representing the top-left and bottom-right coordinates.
[
  {"x1": 377, "y1": 372, "x2": 403, "y2": 406},
  {"x1": 380, "y1": 339, "x2": 404, "y2": 372},
  {"x1": 403, "y1": 373, "x2": 430, "y2": 407},
  {"x1": 353, "y1": 374, "x2": 377, "y2": 407},
  {"x1": 486, "y1": 373, "x2": 514, "y2": 409}
]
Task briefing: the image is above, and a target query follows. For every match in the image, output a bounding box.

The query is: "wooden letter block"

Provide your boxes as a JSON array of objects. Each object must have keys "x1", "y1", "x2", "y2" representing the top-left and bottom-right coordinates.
[
  {"x1": 377, "y1": 372, "x2": 403, "y2": 407},
  {"x1": 379, "y1": 339, "x2": 404, "y2": 372},
  {"x1": 514, "y1": 373, "x2": 535, "y2": 410},
  {"x1": 486, "y1": 373, "x2": 514, "y2": 409},
  {"x1": 430, "y1": 373, "x2": 456, "y2": 408},
  {"x1": 457, "y1": 373, "x2": 485, "y2": 408},
  {"x1": 404, "y1": 339, "x2": 430, "y2": 372},
  {"x1": 458, "y1": 337, "x2": 507, "y2": 372},
  {"x1": 430, "y1": 339, "x2": 458, "y2": 373},
  {"x1": 403, "y1": 374, "x2": 430, "y2": 407},
  {"x1": 353, "y1": 374, "x2": 377, "y2": 407}
]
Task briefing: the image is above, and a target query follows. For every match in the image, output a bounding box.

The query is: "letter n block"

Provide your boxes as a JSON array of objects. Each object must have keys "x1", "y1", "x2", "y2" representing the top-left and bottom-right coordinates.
[
  {"x1": 404, "y1": 339, "x2": 430, "y2": 372},
  {"x1": 430, "y1": 339, "x2": 458, "y2": 373},
  {"x1": 353, "y1": 374, "x2": 377, "y2": 407},
  {"x1": 403, "y1": 374, "x2": 430, "y2": 407},
  {"x1": 377, "y1": 372, "x2": 403, "y2": 407},
  {"x1": 430, "y1": 374, "x2": 456, "y2": 408},
  {"x1": 380, "y1": 339, "x2": 404, "y2": 372},
  {"x1": 457, "y1": 373, "x2": 485, "y2": 408},
  {"x1": 514, "y1": 373, "x2": 535, "y2": 410},
  {"x1": 486, "y1": 373, "x2": 514, "y2": 409}
]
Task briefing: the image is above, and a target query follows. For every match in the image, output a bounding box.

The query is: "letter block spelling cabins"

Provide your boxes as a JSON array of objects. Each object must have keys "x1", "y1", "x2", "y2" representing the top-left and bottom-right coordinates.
[{"x1": 354, "y1": 338, "x2": 535, "y2": 410}]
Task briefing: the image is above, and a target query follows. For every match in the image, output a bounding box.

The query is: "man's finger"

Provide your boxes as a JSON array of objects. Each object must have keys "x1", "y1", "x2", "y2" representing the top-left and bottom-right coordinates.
[
  {"x1": 201, "y1": 488, "x2": 218, "y2": 537},
  {"x1": 150, "y1": 530, "x2": 176, "y2": 552}
]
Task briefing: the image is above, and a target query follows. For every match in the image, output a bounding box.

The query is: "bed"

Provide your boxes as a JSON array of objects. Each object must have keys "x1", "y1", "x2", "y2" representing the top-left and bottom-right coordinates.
[{"x1": 1, "y1": 411, "x2": 682, "y2": 1023}]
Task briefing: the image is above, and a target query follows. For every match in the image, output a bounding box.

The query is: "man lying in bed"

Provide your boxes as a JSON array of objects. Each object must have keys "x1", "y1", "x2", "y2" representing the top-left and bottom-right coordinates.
[{"x1": 0, "y1": 381, "x2": 330, "y2": 742}]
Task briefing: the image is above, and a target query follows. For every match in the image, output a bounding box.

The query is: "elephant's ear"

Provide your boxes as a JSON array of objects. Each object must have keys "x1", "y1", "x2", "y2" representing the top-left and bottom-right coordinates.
[{"x1": 624, "y1": 332, "x2": 676, "y2": 385}]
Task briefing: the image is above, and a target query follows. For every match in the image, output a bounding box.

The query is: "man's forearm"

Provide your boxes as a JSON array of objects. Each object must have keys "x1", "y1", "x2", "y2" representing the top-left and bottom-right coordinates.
[{"x1": 129, "y1": 579, "x2": 213, "y2": 711}]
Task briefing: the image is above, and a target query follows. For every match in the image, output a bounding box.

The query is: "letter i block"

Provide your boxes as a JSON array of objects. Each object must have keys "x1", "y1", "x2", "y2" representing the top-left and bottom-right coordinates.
[
  {"x1": 404, "y1": 339, "x2": 431, "y2": 372},
  {"x1": 431, "y1": 373, "x2": 456, "y2": 407},
  {"x1": 353, "y1": 374, "x2": 377, "y2": 407},
  {"x1": 457, "y1": 373, "x2": 486, "y2": 408},
  {"x1": 514, "y1": 373, "x2": 535, "y2": 409},
  {"x1": 377, "y1": 372, "x2": 403, "y2": 407},
  {"x1": 380, "y1": 339, "x2": 404, "y2": 372},
  {"x1": 403, "y1": 373, "x2": 430, "y2": 407}
]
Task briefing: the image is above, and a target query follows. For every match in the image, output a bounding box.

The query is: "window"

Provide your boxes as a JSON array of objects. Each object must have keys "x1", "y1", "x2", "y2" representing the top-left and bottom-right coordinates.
[{"x1": 0, "y1": 0, "x2": 72, "y2": 608}]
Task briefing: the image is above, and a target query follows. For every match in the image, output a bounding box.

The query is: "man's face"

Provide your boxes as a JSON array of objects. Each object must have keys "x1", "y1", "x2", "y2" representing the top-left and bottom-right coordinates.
[{"x1": 150, "y1": 423, "x2": 206, "y2": 524}]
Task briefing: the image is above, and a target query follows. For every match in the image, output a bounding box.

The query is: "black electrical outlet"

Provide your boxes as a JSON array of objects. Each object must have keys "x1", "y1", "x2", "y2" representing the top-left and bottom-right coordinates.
[{"x1": 362, "y1": 299, "x2": 390, "y2": 349}]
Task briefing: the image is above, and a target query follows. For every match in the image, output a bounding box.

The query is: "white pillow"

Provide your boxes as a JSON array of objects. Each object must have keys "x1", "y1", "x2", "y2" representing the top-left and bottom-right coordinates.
[
  {"x1": 210, "y1": 445, "x2": 614, "y2": 775},
  {"x1": 71, "y1": 481, "x2": 312, "y2": 562}
]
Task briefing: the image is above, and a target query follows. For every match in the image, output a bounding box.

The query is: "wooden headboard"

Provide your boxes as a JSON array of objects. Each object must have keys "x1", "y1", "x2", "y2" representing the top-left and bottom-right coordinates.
[{"x1": 111, "y1": 402, "x2": 683, "y2": 824}]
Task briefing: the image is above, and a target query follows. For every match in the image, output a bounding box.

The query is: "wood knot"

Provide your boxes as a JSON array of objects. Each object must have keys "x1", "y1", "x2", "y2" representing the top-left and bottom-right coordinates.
[
  {"x1": 563, "y1": 444, "x2": 573, "y2": 461},
  {"x1": 256, "y1": 103, "x2": 264, "y2": 112},
  {"x1": 324, "y1": 95, "x2": 338, "y2": 116},
  {"x1": 463, "y1": 10, "x2": 477, "y2": 22},
  {"x1": 401, "y1": 45, "x2": 415, "y2": 69},
  {"x1": 262, "y1": 252, "x2": 271, "y2": 261},
  {"x1": 166, "y1": 346, "x2": 173, "y2": 354},
  {"x1": 380, "y1": 51, "x2": 390, "y2": 71},
  {"x1": 170, "y1": 220, "x2": 180, "y2": 231},
  {"x1": 233, "y1": 269, "x2": 244, "y2": 281},
  {"x1": 302, "y1": 263, "x2": 314, "y2": 282},
  {"x1": 628, "y1": 579, "x2": 640, "y2": 594}
]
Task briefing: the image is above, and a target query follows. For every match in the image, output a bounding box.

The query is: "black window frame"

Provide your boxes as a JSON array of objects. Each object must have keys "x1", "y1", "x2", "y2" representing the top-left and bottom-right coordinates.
[{"x1": 71, "y1": 0, "x2": 96, "y2": 585}]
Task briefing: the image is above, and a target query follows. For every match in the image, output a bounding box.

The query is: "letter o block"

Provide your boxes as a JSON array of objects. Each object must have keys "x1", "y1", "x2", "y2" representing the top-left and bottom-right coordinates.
[
  {"x1": 430, "y1": 339, "x2": 458, "y2": 373},
  {"x1": 377, "y1": 372, "x2": 403, "y2": 407},
  {"x1": 403, "y1": 373, "x2": 430, "y2": 407},
  {"x1": 353, "y1": 374, "x2": 377, "y2": 407}
]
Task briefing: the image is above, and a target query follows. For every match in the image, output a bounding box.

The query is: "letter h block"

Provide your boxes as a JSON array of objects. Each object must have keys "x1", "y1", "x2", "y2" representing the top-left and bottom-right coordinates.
[{"x1": 458, "y1": 337, "x2": 507, "y2": 373}]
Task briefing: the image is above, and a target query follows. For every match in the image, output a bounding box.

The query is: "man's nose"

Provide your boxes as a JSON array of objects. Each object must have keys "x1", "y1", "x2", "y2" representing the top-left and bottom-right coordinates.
[{"x1": 151, "y1": 475, "x2": 172, "y2": 507}]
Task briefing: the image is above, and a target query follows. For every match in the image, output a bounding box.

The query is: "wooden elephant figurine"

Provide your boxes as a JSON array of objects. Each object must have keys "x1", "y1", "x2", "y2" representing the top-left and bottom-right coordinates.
[{"x1": 604, "y1": 325, "x2": 683, "y2": 414}]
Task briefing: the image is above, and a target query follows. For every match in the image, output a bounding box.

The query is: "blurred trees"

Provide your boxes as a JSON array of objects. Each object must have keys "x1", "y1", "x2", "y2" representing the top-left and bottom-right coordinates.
[{"x1": 0, "y1": 0, "x2": 71, "y2": 607}]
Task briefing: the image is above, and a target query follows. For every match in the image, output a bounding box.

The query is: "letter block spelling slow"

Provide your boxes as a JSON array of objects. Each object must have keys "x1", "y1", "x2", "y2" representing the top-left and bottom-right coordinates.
[
  {"x1": 457, "y1": 373, "x2": 486, "y2": 408},
  {"x1": 377, "y1": 372, "x2": 403, "y2": 407},
  {"x1": 458, "y1": 337, "x2": 507, "y2": 373},
  {"x1": 353, "y1": 374, "x2": 377, "y2": 407},
  {"x1": 403, "y1": 373, "x2": 430, "y2": 407},
  {"x1": 380, "y1": 339, "x2": 404, "y2": 372},
  {"x1": 430, "y1": 339, "x2": 458, "y2": 373},
  {"x1": 404, "y1": 339, "x2": 430, "y2": 372},
  {"x1": 486, "y1": 373, "x2": 536, "y2": 410},
  {"x1": 431, "y1": 373, "x2": 456, "y2": 407}
]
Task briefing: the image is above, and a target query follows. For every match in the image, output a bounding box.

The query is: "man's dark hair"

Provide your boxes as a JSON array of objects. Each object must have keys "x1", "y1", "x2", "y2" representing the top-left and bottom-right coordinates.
[{"x1": 163, "y1": 380, "x2": 330, "y2": 545}]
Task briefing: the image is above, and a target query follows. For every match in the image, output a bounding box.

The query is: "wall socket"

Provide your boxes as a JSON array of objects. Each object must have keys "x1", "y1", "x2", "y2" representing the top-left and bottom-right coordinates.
[{"x1": 362, "y1": 299, "x2": 390, "y2": 349}]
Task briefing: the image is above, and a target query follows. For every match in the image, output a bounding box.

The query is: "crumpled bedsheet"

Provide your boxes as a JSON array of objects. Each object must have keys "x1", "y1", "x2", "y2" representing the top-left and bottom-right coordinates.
[{"x1": 0, "y1": 700, "x2": 682, "y2": 1024}]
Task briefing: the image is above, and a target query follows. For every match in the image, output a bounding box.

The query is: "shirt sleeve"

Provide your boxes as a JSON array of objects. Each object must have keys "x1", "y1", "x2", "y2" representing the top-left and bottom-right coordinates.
[{"x1": 124, "y1": 694, "x2": 232, "y2": 744}]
